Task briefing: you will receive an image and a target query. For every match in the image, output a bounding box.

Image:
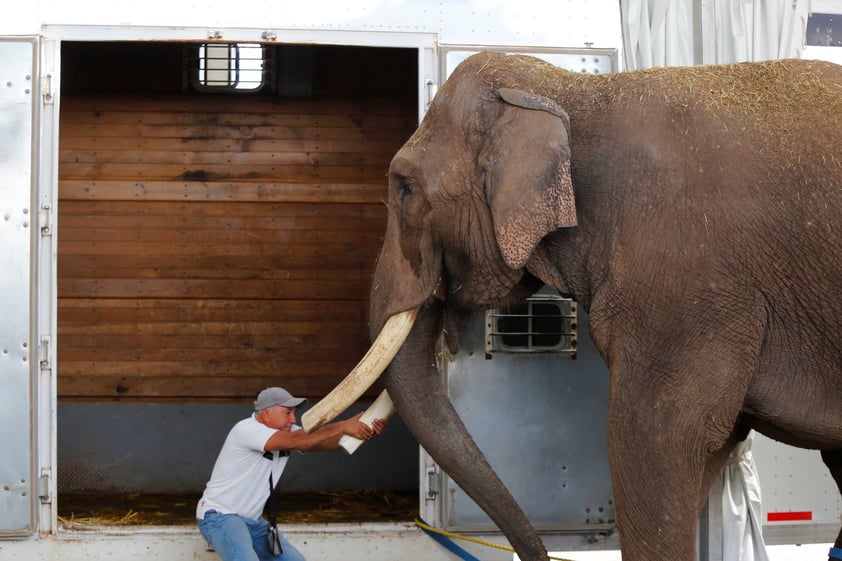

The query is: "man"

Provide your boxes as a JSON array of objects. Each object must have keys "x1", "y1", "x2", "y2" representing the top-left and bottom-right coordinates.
[{"x1": 197, "y1": 386, "x2": 387, "y2": 561}]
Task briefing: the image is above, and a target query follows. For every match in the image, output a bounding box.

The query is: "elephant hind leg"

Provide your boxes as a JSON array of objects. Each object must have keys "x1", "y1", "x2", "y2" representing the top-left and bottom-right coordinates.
[{"x1": 821, "y1": 449, "x2": 842, "y2": 555}]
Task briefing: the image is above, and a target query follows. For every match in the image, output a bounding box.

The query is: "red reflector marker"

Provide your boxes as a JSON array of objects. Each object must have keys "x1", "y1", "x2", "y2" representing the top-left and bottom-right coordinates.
[{"x1": 767, "y1": 511, "x2": 813, "y2": 522}]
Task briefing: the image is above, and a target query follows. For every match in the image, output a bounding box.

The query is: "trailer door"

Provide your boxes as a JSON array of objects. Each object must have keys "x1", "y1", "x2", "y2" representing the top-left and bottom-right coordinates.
[
  {"x1": 0, "y1": 37, "x2": 38, "y2": 537},
  {"x1": 422, "y1": 48, "x2": 619, "y2": 551}
]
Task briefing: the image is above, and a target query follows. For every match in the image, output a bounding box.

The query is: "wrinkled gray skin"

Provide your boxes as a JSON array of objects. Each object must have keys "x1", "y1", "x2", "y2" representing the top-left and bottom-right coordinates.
[{"x1": 367, "y1": 52, "x2": 842, "y2": 561}]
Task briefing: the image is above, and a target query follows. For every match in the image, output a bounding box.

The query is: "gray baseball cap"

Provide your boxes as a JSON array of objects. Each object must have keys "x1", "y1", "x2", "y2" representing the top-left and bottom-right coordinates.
[{"x1": 254, "y1": 387, "x2": 307, "y2": 411}]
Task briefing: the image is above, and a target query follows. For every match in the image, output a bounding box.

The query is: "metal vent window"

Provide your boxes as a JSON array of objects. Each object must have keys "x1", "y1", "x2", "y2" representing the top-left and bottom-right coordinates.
[
  {"x1": 485, "y1": 295, "x2": 577, "y2": 357},
  {"x1": 188, "y1": 43, "x2": 267, "y2": 92}
]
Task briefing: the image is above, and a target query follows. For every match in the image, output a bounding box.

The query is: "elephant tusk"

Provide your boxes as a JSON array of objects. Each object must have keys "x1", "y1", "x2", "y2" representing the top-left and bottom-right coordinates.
[
  {"x1": 301, "y1": 308, "x2": 418, "y2": 432},
  {"x1": 337, "y1": 389, "x2": 396, "y2": 454}
]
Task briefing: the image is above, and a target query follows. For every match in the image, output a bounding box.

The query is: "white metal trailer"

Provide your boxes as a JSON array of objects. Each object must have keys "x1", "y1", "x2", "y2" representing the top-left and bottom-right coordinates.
[{"x1": 1, "y1": 1, "x2": 840, "y2": 560}]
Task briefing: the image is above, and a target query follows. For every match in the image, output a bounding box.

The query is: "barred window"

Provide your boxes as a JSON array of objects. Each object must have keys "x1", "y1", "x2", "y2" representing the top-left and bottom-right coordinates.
[
  {"x1": 187, "y1": 43, "x2": 267, "y2": 92},
  {"x1": 485, "y1": 294, "x2": 577, "y2": 357}
]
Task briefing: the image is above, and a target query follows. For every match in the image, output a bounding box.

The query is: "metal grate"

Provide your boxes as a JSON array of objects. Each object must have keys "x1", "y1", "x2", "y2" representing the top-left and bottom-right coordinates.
[{"x1": 485, "y1": 294, "x2": 577, "y2": 357}]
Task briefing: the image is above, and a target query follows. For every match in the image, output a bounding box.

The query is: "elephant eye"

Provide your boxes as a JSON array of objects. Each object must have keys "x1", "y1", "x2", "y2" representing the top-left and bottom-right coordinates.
[{"x1": 399, "y1": 179, "x2": 416, "y2": 200}]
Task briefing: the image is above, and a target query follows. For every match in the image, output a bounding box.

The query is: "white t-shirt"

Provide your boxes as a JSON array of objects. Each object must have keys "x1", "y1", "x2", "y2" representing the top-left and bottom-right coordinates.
[{"x1": 196, "y1": 414, "x2": 297, "y2": 520}]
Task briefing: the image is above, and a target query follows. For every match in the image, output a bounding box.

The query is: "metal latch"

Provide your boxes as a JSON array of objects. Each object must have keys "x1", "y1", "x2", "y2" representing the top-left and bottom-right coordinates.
[
  {"x1": 38, "y1": 335, "x2": 51, "y2": 373},
  {"x1": 39, "y1": 203, "x2": 52, "y2": 237},
  {"x1": 42, "y1": 73, "x2": 54, "y2": 104},
  {"x1": 426, "y1": 79, "x2": 438, "y2": 108}
]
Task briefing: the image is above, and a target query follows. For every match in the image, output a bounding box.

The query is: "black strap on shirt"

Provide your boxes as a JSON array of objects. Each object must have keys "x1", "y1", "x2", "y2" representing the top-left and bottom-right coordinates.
[
  {"x1": 264, "y1": 450, "x2": 290, "y2": 460},
  {"x1": 267, "y1": 471, "x2": 282, "y2": 555},
  {"x1": 264, "y1": 450, "x2": 289, "y2": 532},
  {"x1": 268, "y1": 472, "x2": 277, "y2": 529}
]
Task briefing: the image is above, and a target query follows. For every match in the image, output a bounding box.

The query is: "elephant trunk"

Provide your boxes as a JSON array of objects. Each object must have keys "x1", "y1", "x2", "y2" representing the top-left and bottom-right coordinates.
[
  {"x1": 301, "y1": 298, "x2": 547, "y2": 559},
  {"x1": 386, "y1": 300, "x2": 549, "y2": 561}
]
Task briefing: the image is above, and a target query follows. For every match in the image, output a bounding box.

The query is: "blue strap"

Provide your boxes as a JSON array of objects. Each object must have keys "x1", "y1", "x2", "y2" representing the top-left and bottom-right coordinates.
[
  {"x1": 830, "y1": 547, "x2": 842, "y2": 560},
  {"x1": 416, "y1": 517, "x2": 482, "y2": 561}
]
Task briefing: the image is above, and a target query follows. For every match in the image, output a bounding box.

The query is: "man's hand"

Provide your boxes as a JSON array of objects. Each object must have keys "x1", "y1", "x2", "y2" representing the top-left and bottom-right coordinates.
[
  {"x1": 343, "y1": 412, "x2": 387, "y2": 440},
  {"x1": 370, "y1": 417, "x2": 387, "y2": 436}
]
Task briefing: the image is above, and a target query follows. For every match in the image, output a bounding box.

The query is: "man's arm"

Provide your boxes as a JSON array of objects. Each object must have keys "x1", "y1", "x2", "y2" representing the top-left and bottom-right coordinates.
[{"x1": 264, "y1": 413, "x2": 386, "y2": 452}]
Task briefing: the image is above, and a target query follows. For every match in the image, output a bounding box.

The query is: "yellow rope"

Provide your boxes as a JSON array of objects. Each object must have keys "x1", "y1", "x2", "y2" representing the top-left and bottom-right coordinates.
[{"x1": 414, "y1": 518, "x2": 579, "y2": 561}]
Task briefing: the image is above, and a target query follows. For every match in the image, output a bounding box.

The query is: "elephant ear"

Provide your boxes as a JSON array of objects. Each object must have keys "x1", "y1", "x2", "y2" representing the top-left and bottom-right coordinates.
[{"x1": 489, "y1": 88, "x2": 577, "y2": 270}]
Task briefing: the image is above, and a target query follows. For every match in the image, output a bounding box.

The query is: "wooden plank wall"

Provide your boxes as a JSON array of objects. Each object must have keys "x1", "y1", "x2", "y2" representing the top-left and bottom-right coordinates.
[{"x1": 58, "y1": 94, "x2": 416, "y2": 401}]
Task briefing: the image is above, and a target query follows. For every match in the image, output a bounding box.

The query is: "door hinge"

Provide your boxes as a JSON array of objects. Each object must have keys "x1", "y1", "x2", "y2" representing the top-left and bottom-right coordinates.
[
  {"x1": 42, "y1": 72, "x2": 54, "y2": 104},
  {"x1": 39, "y1": 203, "x2": 52, "y2": 237},
  {"x1": 38, "y1": 471, "x2": 51, "y2": 503},
  {"x1": 425, "y1": 466, "x2": 440, "y2": 499}
]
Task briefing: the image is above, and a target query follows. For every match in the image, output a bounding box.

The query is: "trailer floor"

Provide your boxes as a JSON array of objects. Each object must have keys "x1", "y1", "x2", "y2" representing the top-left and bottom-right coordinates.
[{"x1": 58, "y1": 490, "x2": 417, "y2": 528}]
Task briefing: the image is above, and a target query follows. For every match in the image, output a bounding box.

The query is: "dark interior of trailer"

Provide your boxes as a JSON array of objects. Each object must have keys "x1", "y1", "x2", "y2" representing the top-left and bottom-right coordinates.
[{"x1": 56, "y1": 40, "x2": 419, "y2": 526}]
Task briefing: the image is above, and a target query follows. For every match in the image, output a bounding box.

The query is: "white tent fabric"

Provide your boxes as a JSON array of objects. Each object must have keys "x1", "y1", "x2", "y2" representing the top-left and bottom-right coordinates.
[
  {"x1": 721, "y1": 432, "x2": 770, "y2": 561},
  {"x1": 620, "y1": 0, "x2": 695, "y2": 68},
  {"x1": 620, "y1": 0, "x2": 810, "y2": 70},
  {"x1": 715, "y1": 0, "x2": 810, "y2": 63}
]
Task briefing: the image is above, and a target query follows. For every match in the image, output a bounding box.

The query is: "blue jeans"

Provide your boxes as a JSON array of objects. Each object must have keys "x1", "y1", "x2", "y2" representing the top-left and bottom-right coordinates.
[{"x1": 198, "y1": 511, "x2": 305, "y2": 561}]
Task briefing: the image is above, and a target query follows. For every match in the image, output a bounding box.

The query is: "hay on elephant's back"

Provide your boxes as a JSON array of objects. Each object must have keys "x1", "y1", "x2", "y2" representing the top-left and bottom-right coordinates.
[
  {"x1": 58, "y1": 490, "x2": 417, "y2": 528},
  {"x1": 474, "y1": 51, "x2": 842, "y2": 123}
]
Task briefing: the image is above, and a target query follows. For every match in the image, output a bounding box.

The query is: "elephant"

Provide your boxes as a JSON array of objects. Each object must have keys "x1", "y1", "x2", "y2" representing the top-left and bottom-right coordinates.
[{"x1": 303, "y1": 51, "x2": 842, "y2": 561}]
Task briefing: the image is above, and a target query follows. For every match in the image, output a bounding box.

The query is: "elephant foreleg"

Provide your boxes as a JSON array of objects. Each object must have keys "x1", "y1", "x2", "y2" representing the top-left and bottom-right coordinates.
[{"x1": 607, "y1": 367, "x2": 744, "y2": 561}]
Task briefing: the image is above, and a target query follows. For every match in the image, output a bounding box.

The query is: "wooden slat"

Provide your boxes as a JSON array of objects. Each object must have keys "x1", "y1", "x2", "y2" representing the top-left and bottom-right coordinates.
[
  {"x1": 58, "y1": 263, "x2": 377, "y2": 283},
  {"x1": 57, "y1": 251, "x2": 379, "y2": 267},
  {"x1": 59, "y1": 225, "x2": 386, "y2": 243},
  {"x1": 58, "y1": 375, "x2": 383, "y2": 400},
  {"x1": 59, "y1": 95, "x2": 412, "y2": 114},
  {"x1": 59, "y1": 200, "x2": 387, "y2": 217},
  {"x1": 58, "y1": 360, "x2": 369, "y2": 378},
  {"x1": 58, "y1": 298, "x2": 367, "y2": 322},
  {"x1": 58, "y1": 213, "x2": 385, "y2": 231},
  {"x1": 60, "y1": 163, "x2": 389, "y2": 182},
  {"x1": 61, "y1": 319, "x2": 366, "y2": 336},
  {"x1": 60, "y1": 109, "x2": 416, "y2": 129},
  {"x1": 57, "y1": 346, "x2": 367, "y2": 362},
  {"x1": 60, "y1": 149, "x2": 392, "y2": 167},
  {"x1": 58, "y1": 278, "x2": 370, "y2": 299},
  {"x1": 60, "y1": 122, "x2": 412, "y2": 141},
  {"x1": 58, "y1": 332, "x2": 367, "y2": 351},
  {"x1": 58, "y1": 241, "x2": 378, "y2": 259},
  {"x1": 59, "y1": 180, "x2": 386, "y2": 203},
  {"x1": 59, "y1": 136, "x2": 403, "y2": 154}
]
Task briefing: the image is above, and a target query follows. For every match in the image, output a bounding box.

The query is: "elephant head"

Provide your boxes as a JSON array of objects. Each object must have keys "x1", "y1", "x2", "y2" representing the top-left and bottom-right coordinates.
[
  {"x1": 370, "y1": 84, "x2": 576, "y2": 339},
  {"x1": 303, "y1": 54, "x2": 577, "y2": 561}
]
